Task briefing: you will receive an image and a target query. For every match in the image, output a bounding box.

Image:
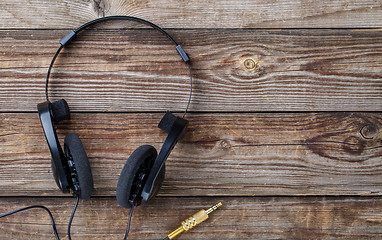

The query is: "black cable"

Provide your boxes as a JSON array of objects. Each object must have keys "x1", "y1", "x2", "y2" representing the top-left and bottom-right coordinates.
[
  {"x1": 68, "y1": 194, "x2": 80, "y2": 240},
  {"x1": 123, "y1": 205, "x2": 135, "y2": 240},
  {"x1": 183, "y1": 61, "x2": 193, "y2": 118},
  {"x1": 0, "y1": 205, "x2": 60, "y2": 240},
  {"x1": 162, "y1": 237, "x2": 170, "y2": 240}
]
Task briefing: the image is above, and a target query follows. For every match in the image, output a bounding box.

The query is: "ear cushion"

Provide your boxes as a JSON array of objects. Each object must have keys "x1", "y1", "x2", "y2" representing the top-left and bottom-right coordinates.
[
  {"x1": 116, "y1": 145, "x2": 157, "y2": 208},
  {"x1": 64, "y1": 133, "x2": 93, "y2": 199},
  {"x1": 51, "y1": 99, "x2": 70, "y2": 122}
]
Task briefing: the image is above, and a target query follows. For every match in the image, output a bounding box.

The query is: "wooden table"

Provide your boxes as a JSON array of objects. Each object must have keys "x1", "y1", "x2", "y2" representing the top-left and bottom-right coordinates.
[{"x1": 1, "y1": 1, "x2": 382, "y2": 239}]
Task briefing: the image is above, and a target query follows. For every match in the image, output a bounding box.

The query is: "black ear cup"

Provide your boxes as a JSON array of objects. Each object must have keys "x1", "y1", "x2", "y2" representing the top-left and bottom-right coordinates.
[
  {"x1": 51, "y1": 99, "x2": 70, "y2": 122},
  {"x1": 117, "y1": 145, "x2": 157, "y2": 208},
  {"x1": 64, "y1": 133, "x2": 93, "y2": 199}
]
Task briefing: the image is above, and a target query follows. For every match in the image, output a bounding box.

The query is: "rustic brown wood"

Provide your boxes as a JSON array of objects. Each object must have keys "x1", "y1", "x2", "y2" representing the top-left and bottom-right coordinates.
[
  {"x1": 1, "y1": 112, "x2": 381, "y2": 197},
  {"x1": 1, "y1": 0, "x2": 382, "y2": 29},
  {"x1": 0, "y1": 29, "x2": 381, "y2": 112},
  {"x1": 1, "y1": 196, "x2": 382, "y2": 239},
  {"x1": 1, "y1": 1, "x2": 381, "y2": 239}
]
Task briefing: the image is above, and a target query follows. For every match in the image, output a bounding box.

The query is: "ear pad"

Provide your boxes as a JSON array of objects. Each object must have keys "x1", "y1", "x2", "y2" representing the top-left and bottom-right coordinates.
[
  {"x1": 117, "y1": 145, "x2": 157, "y2": 208},
  {"x1": 64, "y1": 134, "x2": 93, "y2": 199},
  {"x1": 51, "y1": 99, "x2": 70, "y2": 122}
]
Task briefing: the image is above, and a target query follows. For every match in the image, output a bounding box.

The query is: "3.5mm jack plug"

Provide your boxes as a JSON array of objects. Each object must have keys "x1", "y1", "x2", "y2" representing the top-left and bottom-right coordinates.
[{"x1": 163, "y1": 202, "x2": 223, "y2": 240}]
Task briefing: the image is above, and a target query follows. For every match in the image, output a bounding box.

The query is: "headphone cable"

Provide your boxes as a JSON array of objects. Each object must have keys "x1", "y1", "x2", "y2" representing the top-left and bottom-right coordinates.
[
  {"x1": 0, "y1": 194, "x2": 80, "y2": 240},
  {"x1": 68, "y1": 194, "x2": 80, "y2": 240},
  {"x1": 182, "y1": 61, "x2": 193, "y2": 118},
  {"x1": 0, "y1": 205, "x2": 60, "y2": 240},
  {"x1": 123, "y1": 205, "x2": 135, "y2": 240}
]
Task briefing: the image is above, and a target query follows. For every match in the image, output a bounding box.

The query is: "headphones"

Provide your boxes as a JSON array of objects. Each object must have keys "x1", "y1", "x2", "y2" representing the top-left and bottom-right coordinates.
[{"x1": 37, "y1": 16, "x2": 192, "y2": 209}]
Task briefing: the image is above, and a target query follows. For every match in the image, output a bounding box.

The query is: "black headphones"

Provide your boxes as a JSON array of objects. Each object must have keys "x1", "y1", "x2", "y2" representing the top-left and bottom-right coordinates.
[{"x1": 37, "y1": 16, "x2": 192, "y2": 209}]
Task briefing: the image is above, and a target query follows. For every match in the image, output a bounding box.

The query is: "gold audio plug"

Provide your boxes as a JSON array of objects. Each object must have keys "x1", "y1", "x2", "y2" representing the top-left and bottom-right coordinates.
[{"x1": 164, "y1": 202, "x2": 223, "y2": 240}]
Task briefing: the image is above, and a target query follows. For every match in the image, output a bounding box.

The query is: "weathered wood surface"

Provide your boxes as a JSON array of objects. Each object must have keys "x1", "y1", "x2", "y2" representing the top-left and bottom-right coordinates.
[
  {"x1": 1, "y1": 0, "x2": 382, "y2": 29},
  {"x1": 1, "y1": 1, "x2": 382, "y2": 239},
  {"x1": 1, "y1": 196, "x2": 382, "y2": 240},
  {"x1": 0, "y1": 29, "x2": 381, "y2": 112},
  {"x1": 1, "y1": 112, "x2": 381, "y2": 197}
]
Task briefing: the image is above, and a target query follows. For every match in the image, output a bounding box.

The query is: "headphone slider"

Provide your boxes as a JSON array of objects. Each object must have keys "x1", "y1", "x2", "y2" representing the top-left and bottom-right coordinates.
[
  {"x1": 60, "y1": 30, "x2": 76, "y2": 46},
  {"x1": 176, "y1": 45, "x2": 190, "y2": 62}
]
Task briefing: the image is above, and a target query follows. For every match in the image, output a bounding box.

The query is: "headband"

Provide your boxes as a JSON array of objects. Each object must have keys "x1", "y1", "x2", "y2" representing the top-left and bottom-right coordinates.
[{"x1": 45, "y1": 15, "x2": 193, "y2": 117}]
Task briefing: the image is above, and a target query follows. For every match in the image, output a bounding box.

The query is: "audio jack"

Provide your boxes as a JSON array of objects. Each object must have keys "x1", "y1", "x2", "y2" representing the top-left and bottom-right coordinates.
[{"x1": 162, "y1": 202, "x2": 222, "y2": 240}]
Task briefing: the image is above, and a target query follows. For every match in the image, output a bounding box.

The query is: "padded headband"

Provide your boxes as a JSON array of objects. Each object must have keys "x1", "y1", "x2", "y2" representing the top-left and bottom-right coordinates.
[{"x1": 45, "y1": 15, "x2": 193, "y2": 117}]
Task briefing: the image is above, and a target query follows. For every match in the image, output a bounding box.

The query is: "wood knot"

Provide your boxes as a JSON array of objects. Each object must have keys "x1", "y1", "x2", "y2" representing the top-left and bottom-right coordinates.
[
  {"x1": 360, "y1": 125, "x2": 377, "y2": 139},
  {"x1": 240, "y1": 56, "x2": 262, "y2": 77},
  {"x1": 342, "y1": 136, "x2": 366, "y2": 156},
  {"x1": 92, "y1": 0, "x2": 109, "y2": 17},
  {"x1": 244, "y1": 58, "x2": 257, "y2": 69},
  {"x1": 219, "y1": 139, "x2": 232, "y2": 150}
]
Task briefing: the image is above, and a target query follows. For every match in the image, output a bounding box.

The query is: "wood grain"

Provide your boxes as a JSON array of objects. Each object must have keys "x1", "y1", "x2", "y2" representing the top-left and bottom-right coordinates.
[
  {"x1": 2, "y1": 1, "x2": 381, "y2": 239},
  {"x1": 0, "y1": 29, "x2": 381, "y2": 112},
  {"x1": 1, "y1": 112, "x2": 381, "y2": 197},
  {"x1": 1, "y1": 0, "x2": 382, "y2": 29},
  {"x1": 1, "y1": 196, "x2": 382, "y2": 239}
]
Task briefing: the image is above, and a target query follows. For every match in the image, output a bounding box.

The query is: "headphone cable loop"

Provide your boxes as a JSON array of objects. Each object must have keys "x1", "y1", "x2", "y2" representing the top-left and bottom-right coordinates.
[{"x1": 0, "y1": 205, "x2": 60, "y2": 240}]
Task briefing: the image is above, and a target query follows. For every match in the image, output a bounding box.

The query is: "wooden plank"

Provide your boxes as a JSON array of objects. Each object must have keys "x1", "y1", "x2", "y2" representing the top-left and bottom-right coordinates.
[
  {"x1": 1, "y1": 196, "x2": 382, "y2": 239},
  {"x1": 1, "y1": 0, "x2": 382, "y2": 29},
  {"x1": 0, "y1": 29, "x2": 381, "y2": 112},
  {"x1": 1, "y1": 112, "x2": 381, "y2": 197}
]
